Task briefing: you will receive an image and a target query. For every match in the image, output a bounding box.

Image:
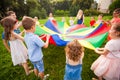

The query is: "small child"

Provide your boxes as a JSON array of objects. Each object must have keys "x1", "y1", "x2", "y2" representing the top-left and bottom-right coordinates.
[
  {"x1": 2, "y1": 11, "x2": 21, "y2": 52},
  {"x1": 74, "y1": 9, "x2": 84, "y2": 24},
  {"x1": 62, "y1": 17, "x2": 66, "y2": 22},
  {"x1": 22, "y1": 17, "x2": 50, "y2": 79},
  {"x1": 69, "y1": 17, "x2": 74, "y2": 26},
  {"x1": 90, "y1": 16, "x2": 96, "y2": 27},
  {"x1": 91, "y1": 22, "x2": 120, "y2": 80},
  {"x1": 64, "y1": 39, "x2": 84, "y2": 80},
  {"x1": 1, "y1": 16, "x2": 31, "y2": 75},
  {"x1": 34, "y1": 16, "x2": 40, "y2": 26},
  {"x1": 48, "y1": 12, "x2": 54, "y2": 20},
  {"x1": 95, "y1": 14, "x2": 104, "y2": 24},
  {"x1": 110, "y1": 8, "x2": 120, "y2": 24}
]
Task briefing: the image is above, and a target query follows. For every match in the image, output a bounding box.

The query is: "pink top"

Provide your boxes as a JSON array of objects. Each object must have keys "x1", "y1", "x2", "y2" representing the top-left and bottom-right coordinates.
[{"x1": 110, "y1": 18, "x2": 120, "y2": 24}]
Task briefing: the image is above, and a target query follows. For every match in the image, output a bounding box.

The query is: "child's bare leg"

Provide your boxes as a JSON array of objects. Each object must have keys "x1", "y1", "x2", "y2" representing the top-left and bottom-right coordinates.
[
  {"x1": 22, "y1": 62, "x2": 29, "y2": 75},
  {"x1": 38, "y1": 72, "x2": 44, "y2": 79},
  {"x1": 34, "y1": 69, "x2": 38, "y2": 76},
  {"x1": 98, "y1": 76, "x2": 103, "y2": 80}
]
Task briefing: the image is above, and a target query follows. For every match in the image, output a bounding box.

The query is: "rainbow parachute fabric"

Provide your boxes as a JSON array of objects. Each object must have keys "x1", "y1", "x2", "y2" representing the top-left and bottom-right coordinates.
[{"x1": 35, "y1": 20, "x2": 110, "y2": 50}]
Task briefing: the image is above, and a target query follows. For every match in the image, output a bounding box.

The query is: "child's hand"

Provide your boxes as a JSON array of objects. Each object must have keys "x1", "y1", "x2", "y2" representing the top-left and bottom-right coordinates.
[{"x1": 95, "y1": 48, "x2": 104, "y2": 54}]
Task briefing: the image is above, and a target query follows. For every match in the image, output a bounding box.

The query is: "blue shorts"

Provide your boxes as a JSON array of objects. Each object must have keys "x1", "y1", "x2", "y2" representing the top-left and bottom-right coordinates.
[{"x1": 31, "y1": 60, "x2": 44, "y2": 72}]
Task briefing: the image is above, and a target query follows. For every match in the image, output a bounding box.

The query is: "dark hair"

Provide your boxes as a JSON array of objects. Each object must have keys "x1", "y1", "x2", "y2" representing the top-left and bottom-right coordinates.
[
  {"x1": 65, "y1": 39, "x2": 84, "y2": 62},
  {"x1": 99, "y1": 14, "x2": 103, "y2": 17},
  {"x1": 113, "y1": 22, "x2": 120, "y2": 37},
  {"x1": 6, "y1": 11, "x2": 15, "y2": 16},
  {"x1": 1, "y1": 16, "x2": 17, "y2": 40},
  {"x1": 114, "y1": 23, "x2": 120, "y2": 32},
  {"x1": 22, "y1": 17, "x2": 35, "y2": 30},
  {"x1": 114, "y1": 8, "x2": 120, "y2": 14}
]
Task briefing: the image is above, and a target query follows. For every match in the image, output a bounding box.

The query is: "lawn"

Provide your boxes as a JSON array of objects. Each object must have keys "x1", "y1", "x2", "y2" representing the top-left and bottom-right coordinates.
[{"x1": 0, "y1": 16, "x2": 112, "y2": 80}]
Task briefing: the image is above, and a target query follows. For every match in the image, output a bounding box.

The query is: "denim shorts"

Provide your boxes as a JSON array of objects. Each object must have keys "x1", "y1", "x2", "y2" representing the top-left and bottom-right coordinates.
[{"x1": 31, "y1": 60, "x2": 44, "y2": 72}]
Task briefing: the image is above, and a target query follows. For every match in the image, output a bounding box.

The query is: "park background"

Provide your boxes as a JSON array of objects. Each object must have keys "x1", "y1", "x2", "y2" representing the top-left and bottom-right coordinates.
[{"x1": 0, "y1": 0, "x2": 120, "y2": 80}]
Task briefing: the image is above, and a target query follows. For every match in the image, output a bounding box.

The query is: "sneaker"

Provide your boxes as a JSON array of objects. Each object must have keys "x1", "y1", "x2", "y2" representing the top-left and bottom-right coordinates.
[{"x1": 43, "y1": 74, "x2": 49, "y2": 80}]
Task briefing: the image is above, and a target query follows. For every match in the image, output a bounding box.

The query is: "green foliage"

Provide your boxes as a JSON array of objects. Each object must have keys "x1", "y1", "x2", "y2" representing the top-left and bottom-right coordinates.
[
  {"x1": 84, "y1": 9, "x2": 101, "y2": 16},
  {"x1": 69, "y1": 5, "x2": 80, "y2": 16},
  {"x1": 109, "y1": 0, "x2": 120, "y2": 14},
  {"x1": 0, "y1": 0, "x2": 96, "y2": 19},
  {"x1": 39, "y1": 0, "x2": 52, "y2": 15},
  {"x1": 40, "y1": 8, "x2": 47, "y2": 19},
  {"x1": 55, "y1": 10, "x2": 69, "y2": 16},
  {"x1": 71, "y1": 0, "x2": 94, "y2": 10},
  {"x1": 53, "y1": 0, "x2": 71, "y2": 11},
  {"x1": 27, "y1": 0, "x2": 47, "y2": 19}
]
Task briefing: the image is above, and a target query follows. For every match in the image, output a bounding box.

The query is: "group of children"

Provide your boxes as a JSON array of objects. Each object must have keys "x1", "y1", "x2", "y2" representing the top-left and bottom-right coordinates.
[
  {"x1": 1, "y1": 8, "x2": 120, "y2": 80},
  {"x1": 1, "y1": 11, "x2": 50, "y2": 79}
]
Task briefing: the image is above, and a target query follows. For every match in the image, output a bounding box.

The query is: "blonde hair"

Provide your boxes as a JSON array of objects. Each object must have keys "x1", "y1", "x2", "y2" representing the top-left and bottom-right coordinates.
[
  {"x1": 65, "y1": 39, "x2": 84, "y2": 62},
  {"x1": 77, "y1": 9, "x2": 83, "y2": 19}
]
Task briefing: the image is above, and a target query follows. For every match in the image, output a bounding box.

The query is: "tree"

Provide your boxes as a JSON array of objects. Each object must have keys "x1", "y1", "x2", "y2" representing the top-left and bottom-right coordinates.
[
  {"x1": 39, "y1": 0, "x2": 52, "y2": 15},
  {"x1": 109, "y1": 0, "x2": 120, "y2": 14},
  {"x1": 0, "y1": 0, "x2": 15, "y2": 19},
  {"x1": 69, "y1": 0, "x2": 94, "y2": 16}
]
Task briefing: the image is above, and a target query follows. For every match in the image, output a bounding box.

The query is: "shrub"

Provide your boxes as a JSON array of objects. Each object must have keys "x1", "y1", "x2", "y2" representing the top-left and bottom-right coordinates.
[
  {"x1": 55, "y1": 10, "x2": 69, "y2": 16},
  {"x1": 29, "y1": 8, "x2": 47, "y2": 19},
  {"x1": 84, "y1": 9, "x2": 101, "y2": 16},
  {"x1": 109, "y1": 0, "x2": 120, "y2": 14}
]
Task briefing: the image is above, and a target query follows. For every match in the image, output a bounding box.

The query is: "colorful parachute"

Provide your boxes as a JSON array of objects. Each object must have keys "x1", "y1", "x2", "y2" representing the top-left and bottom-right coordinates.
[{"x1": 34, "y1": 20, "x2": 110, "y2": 50}]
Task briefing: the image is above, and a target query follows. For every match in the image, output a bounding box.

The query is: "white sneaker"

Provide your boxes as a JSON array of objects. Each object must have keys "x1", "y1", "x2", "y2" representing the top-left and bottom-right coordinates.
[{"x1": 43, "y1": 74, "x2": 49, "y2": 80}]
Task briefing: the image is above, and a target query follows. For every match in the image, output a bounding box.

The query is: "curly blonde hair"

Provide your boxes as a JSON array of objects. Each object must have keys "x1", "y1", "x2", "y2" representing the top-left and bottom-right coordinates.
[{"x1": 65, "y1": 39, "x2": 84, "y2": 62}]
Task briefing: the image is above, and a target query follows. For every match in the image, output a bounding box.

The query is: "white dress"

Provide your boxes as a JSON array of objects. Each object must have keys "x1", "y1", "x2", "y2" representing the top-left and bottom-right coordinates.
[{"x1": 9, "y1": 39, "x2": 28, "y2": 66}]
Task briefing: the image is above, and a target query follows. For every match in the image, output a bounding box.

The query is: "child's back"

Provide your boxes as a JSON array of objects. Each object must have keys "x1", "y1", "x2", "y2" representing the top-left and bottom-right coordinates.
[{"x1": 64, "y1": 39, "x2": 84, "y2": 80}]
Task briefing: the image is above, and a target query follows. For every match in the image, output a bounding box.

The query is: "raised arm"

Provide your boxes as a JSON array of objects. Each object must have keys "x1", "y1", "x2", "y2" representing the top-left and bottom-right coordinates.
[
  {"x1": 82, "y1": 15, "x2": 85, "y2": 24},
  {"x1": 19, "y1": 29, "x2": 25, "y2": 36},
  {"x1": 11, "y1": 31, "x2": 24, "y2": 41},
  {"x1": 16, "y1": 21, "x2": 22, "y2": 29}
]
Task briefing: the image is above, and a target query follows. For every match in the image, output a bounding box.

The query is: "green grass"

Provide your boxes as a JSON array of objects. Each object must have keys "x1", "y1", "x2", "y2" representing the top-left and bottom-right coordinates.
[{"x1": 0, "y1": 16, "x2": 112, "y2": 80}]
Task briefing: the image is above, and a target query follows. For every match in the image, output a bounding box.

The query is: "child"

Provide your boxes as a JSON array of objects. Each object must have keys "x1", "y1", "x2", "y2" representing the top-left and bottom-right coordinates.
[
  {"x1": 48, "y1": 12, "x2": 54, "y2": 20},
  {"x1": 110, "y1": 8, "x2": 120, "y2": 24},
  {"x1": 95, "y1": 14, "x2": 104, "y2": 25},
  {"x1": 2, "y1": 11, "x2": 22, "y2": 52},
  {"x1": 74, "y1": 9, "x2": 84, "y2": 24},
  {"x1": 90, "y1": 16, "x2": 96, "y2": 27},
  {"x1": 91, "y1": 22, "x2": 120, "y2": 80},
  {"x1": 34, "y1": 16, "x2": 40, "y2": 26},
  {"x1": 1, "y1": 16, "x2": 31, "y2": 75},
  {"x1": 108, "y1": 8, "x2": 120, "y2": 40},
  {"x1": 64, "y1": 39, "x2": 84, "y2": 80},
  {"x1": 22, "y1": 17, "x2": 50, "y2": 79},
  {"x1": 69, "y1": 16, "x2": 74, "y2": 26},
  {"x1": 62, "y1": 17, "x2": 66, "y2": 22}
]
